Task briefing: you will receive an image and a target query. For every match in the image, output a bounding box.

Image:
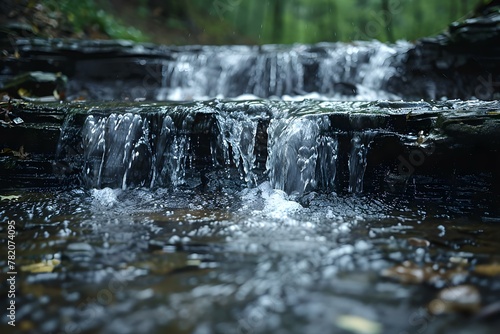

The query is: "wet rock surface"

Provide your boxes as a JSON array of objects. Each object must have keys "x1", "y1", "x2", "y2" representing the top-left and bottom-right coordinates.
[
  {"x1": 2, "y1": 9, "x2": 500, "y2": 102},
  {"x1": 1, "y1": 99, "x2": 499, "y2": 200},
  {"x1": 388, "y1": 7, "x2": 500, "y2": 100}
]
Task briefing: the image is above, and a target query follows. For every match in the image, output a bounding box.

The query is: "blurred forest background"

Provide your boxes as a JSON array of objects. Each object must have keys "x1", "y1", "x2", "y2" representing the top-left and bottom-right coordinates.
[{"x1": 1, "y1": 0, "x2": 490, "y2": 44}]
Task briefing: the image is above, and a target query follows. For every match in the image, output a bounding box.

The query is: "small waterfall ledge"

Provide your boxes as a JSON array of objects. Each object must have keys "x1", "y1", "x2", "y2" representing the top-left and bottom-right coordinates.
[{"x1": 2, "y1": 100, "x2": 499, "y2": 200}]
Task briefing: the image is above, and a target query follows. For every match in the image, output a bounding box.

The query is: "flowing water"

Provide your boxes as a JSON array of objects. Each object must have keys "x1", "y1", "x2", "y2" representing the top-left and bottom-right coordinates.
[{"x1": 2, "y1": 41, "x2": 500, "y2": 334}]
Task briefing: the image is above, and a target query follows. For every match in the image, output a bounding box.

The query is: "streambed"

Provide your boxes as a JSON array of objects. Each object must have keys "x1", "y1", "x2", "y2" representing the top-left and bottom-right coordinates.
[{"x1": 1, "y1": 179, "x2": 500, "y2": 333}]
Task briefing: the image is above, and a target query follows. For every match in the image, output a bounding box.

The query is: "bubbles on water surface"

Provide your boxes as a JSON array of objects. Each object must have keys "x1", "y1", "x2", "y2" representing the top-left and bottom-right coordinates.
[{"x1": 91, "y1": 187, "x2": 120, "y2": 207}]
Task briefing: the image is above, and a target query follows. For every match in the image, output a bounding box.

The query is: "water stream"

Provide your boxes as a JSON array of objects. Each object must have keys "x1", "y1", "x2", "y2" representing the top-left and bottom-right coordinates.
[{"x1": 2, "y1": 40, "x2": 500, "y2": 334}]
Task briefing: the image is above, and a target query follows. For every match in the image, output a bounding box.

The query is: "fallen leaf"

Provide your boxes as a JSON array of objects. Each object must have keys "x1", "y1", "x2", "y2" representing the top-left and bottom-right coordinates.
[
  {"x1": 474, "y1": 263, "x2": 500, "y2": 277},
  {"x1": 336, "y1": 315, "x2": 382, "y2": 334},
  {"x1": 18, "y1": 87, "x2": 30, "y2": 98},
  {"x1": 12, "y1": 117, "x2": 24, "y2": 125},
  {"x1": 20, "y1": 259, "x2": 61, "y2": 273},
  {"x1": 0, "y1": 195, "x2": 21, "y2": 201},
  {"x1": 449, "y1": 257, "x2": 468, "y2": 265},
  {"x1": 186, "y1": 259, "x2": 201, "y2": 266}
]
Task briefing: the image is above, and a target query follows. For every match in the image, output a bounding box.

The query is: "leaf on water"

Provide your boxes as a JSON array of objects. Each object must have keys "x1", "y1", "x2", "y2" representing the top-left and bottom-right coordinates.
[
  {"x1": 12, "y1": 117, "x2": 24, "y2": 125},
  {"x1": 186, "y1": 259, "x2": 201, "y2": 266},
  {"x1": 474, "y1": 263, "x2": 500, "y2": 276},
  {"x1": 336, "y1": 315, "x2": 382, "y2": 334},
  {"x1": 0, "y1": 194, "x2": 21, "y2": 201},
  {"x1": 17, "y1": 87, "x2": 30, "y2": 98},
  {"x1": 20, "y1": 259, "x2": 61, "y2": 273}
]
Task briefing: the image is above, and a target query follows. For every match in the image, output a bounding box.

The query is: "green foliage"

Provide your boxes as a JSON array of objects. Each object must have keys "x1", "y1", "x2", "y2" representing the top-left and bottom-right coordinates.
[
  {"x1": 40, "y1": 0, "x2": 149, "y2": 42},
  {"x1": 36, "y1": 0, "x2": 484, "y2": 44},
  {"x1": 175, "y1": 0, "x2": 481, "y2": 44}
]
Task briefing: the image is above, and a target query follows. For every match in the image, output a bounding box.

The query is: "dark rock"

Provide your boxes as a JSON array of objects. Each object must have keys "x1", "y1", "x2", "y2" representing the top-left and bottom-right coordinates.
[{"x1": 387, "y1": 6, "x2": 500, "y2": 100}]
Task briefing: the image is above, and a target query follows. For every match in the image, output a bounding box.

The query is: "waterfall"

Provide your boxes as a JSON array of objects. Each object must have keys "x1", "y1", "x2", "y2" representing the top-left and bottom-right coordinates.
[
  {"x1": 316, "y1": 134, "x2": 338, "y2": 192},
  {"x1": 348, "y1": 131, "x2": 376, "y2": 193},
  {"x1": 81, "y1": 111, "x2": 192, "y2": 189},
  {"x1": 215, "y1": 110, "x2": 260, "y2": 186},
  {"x1": 74, "y1": 102, "x2": 375, "y2": 194},
  {"x1": 316, "y1": 42, "x2": 404, "y2": 100},
  {"x1": 266, "y1": 115, "x2": 338, "y2": 196},
  {"x1": 148, "y1": 41, "x2": 411, "y2": 101}
]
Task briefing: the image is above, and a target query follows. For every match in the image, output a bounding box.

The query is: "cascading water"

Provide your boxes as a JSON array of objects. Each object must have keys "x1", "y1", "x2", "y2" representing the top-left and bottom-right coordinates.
[
  {"x1": 52, "y1": 39, "x2": 407, "y2": 193},
  {"x1": 148, "y1": 41, "x2": 411, "y2": 101},
  {"x1": 75, "y1": 102, "x2": 373, "y2": 194},
  {"x1": 266, "y1": 115, "x2": 340, "y2": 196},
  {"x1": 215, "y1": 110, "x2": 260, "y2": 186},
  {"x1": 348, "y1": 131, "x2": 375, "y2": 193},
  {"x1": 266, "y1": 116, "x2": 320, "y2": 195},
  {"x1": 81, "y1": 111, "x2": 193, "y2": 189}
]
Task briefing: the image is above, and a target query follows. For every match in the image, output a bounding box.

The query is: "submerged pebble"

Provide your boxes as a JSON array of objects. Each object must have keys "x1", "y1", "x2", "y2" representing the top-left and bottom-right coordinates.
[
  {"x1": 428, "y1": 285, "x2": 481, "y2": 315},
  {"x1": 407, "y1": 237, "x2": 430, "y2": 248},
  {"x1": 381, "y1": 261, "x2": 468, "y2": 285}
]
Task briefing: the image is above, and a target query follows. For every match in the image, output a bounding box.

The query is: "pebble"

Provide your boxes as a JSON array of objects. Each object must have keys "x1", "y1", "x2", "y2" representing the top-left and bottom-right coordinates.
[{"x1": 428, "y1": 285, "x2": 481, "y2": 315}]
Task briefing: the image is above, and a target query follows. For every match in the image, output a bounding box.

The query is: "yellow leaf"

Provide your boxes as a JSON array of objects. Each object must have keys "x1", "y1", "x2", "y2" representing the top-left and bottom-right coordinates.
[
  {"x1": 474, "y1": 264, "x2": 500, "y2": 277},
  {"x1": 18, "y1": 88, "x2": 29, "y2": 97},
  {"x1": 336, "y1": 315, "x2": 382, "y2": 334},
  {"x1": 0, "y1": 195, "x2": 21, "y2": 201},
  {"x1": 21, "y1": 259, "x2": 61, "y2": 273}
]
